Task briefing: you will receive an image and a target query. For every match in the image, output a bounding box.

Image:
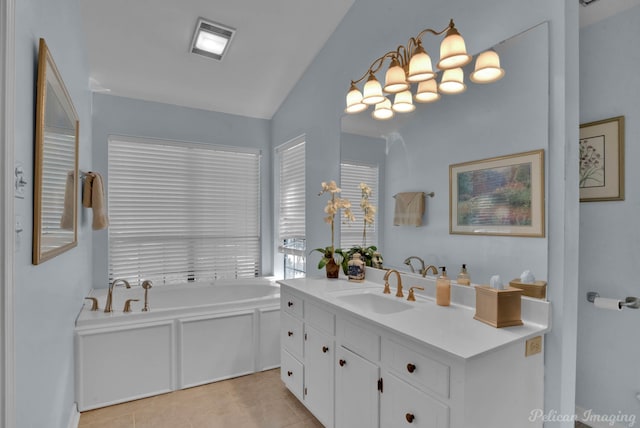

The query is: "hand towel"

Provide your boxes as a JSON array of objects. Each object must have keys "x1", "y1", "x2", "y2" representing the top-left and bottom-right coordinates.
[
  {"x1": 82, "y1": 171, "x2": 109, "y2": 230},
  {"x1": 393, "y1": 192, "x2": 425, "y2": 226},
  {"x1": 60, "y1": 171, "x2": 75, "y2": 230}
]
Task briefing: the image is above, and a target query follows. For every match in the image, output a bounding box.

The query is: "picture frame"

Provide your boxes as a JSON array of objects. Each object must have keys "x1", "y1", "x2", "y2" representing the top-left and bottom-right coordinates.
[
  {"x1": 450, "y1": 149, "x2": 545, "y2": 237},
  {"x1": 579, "y1": 116, "x2": 624, "y2": 202}
]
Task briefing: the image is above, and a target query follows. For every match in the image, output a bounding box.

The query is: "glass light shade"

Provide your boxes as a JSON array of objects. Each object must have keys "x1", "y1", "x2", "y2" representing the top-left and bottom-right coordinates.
[
  {"x1": 372, "y1": 98, "x2": 394, "y2": 120},
  {"x1": 195, "y1": 30, "x2": 229, "y2": 55},
  {"x1": 437, "y1": 29, "x2": 472, "y2": 70},
  {"x1": 345, "y1": 84, "x2": 367, "y2": 114},
  {"x1": 439, "y1": 68, "x2": 466, "y2": 94},
  {"x1": 415, "y1": 79, "x2": 440, "y2": 103},
  {"x1": 392, "y1": 90, "x2": 415, "y2": 113},
  {"x1": 383, "y1": 59, "x2": 409, "y2": 93},
  {"x1": 470, "y1": 50, "x2": 505, "y2": 84},
  {"x1": 362, "y1": 74, "x2": 385, "y2": 105},
  {"x1": 407, "y1": 45, "x2": 435, "y2": 82}
]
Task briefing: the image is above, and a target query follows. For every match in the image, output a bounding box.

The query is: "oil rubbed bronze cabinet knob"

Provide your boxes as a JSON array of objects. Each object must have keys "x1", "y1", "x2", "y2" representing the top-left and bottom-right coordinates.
[
  {"x1": 339, "y1": 359, "x2": 346, "y2": 367},
  {"x1": 407, "y1": 363, "x2": 416, "y2": 373},
  {"x1": 406, "y1": 413, "x2": 415, "y2": 423},
  {"x1": 288, "y1": 331, "x2": 293, "y2": 337},
  {"x1": 322, "y1": 346, "x2": 329, "y2": 353},
  {"x1": 288, "y1": 301, "x2": 293, "y2": 307},
  {"x1": 287, "y1": 371, "x2": 293, "y2": 377}
]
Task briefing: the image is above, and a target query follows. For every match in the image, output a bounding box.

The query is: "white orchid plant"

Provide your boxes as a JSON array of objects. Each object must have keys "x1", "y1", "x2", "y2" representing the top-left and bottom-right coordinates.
[{"x1": 312, "y1": 180, "x2": 355, "y2": 269}]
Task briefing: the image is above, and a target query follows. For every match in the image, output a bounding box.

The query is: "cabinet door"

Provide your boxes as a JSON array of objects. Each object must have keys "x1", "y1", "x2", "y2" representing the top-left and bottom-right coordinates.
[
  {"x1": 335, "y1": 346, "x2": 380, "y2": 428},
  {"x1": 304, "y1": 324, "x2": 334, "y2": 427},
  {"x1": 380, "y1": 374, "x2": 449, "y2": 428}
]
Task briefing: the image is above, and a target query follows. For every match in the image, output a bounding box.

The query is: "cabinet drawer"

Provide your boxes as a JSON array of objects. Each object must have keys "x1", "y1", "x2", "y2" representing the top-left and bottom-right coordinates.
[
  {"x1": 382, "y1": 338, "x2": 450, "y2": 399},
  {"x1": 282, "y1": 292, "x2": 303, "y2": 319},
  {"x1": 281, "y1": 349, "x2": 304, "y2": 400},
  {"x1": 337, "y1": 317, "x2": 380, "y2": 362},
  {"x1": 381, "y1": 374, "x2": 449, "y2": 428},
  {"x1": 305, "y1": 301, "x2": 334, "y2": 334},
  {"x1": 281, "y1": 312, "x2": 304, "y2": 358}
]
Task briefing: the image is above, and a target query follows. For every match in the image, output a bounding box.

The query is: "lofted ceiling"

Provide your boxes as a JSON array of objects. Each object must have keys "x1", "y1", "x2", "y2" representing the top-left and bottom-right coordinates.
[
  {"x1": 79, "y1": 0, "x2": 355, "y2": 119},
  {"x1": 79, "y1": 0, "x2": 638, "y2": 122}
]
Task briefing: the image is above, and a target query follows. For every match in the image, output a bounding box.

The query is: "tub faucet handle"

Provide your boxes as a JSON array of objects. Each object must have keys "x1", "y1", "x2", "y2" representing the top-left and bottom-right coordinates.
[
  {"x1": 123, "y1": 299, "x2": 139, "y2": 313},
  {"x1": 84, "y1": 297, "x2": 99, "y2": 311}
]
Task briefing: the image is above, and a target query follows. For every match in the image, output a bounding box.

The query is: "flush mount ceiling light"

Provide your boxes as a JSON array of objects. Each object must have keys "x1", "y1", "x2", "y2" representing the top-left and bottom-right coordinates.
[
  {"x1": 345, "y1": 19, "x2": 505, "y2": 120},
  {"x1": 190, "y1": 17, "x2": 235, "y2": 61}
]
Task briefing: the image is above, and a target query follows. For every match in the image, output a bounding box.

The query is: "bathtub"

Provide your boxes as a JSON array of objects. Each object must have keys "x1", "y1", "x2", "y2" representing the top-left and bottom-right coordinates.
[{"x1": 75, "y1": 278, "x2": 281, "y2": 411}]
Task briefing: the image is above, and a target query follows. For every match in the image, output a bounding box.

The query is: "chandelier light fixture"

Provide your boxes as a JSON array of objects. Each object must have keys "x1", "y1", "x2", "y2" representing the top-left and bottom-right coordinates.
[{"x1": 345, "y1": 19, "x2": 505, "y2": 120}]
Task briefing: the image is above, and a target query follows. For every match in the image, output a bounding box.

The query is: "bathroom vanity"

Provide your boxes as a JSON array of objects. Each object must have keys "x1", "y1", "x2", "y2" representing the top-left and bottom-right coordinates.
[{"x1": 279, "y1": 270, "x2": 550, "y2": 428}]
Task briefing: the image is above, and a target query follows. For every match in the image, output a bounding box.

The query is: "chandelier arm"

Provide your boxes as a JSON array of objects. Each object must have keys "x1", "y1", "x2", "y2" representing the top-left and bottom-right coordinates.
[
  {"x1": 415, "y1": 19, "x2": 455, "y2": 42},
  {"x1": 351, "y1": 51, "x2": 402, "y2": 85}
]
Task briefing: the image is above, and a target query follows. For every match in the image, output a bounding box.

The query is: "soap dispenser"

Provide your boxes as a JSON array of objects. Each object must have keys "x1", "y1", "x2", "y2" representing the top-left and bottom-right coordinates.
[
  {"x1": 436, "y1": 266, "x2": 451, "y2": 306},
  {"x1": 457, "y1": 264, "x2": 471, "y2": 286}
]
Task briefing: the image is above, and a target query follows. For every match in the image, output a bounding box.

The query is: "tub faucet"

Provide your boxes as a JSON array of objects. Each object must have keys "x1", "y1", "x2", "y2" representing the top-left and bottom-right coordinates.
[
  {"x1": 141, "y1": 280, "x2": 153, "y2": 312},
  {"x1": 422, "y1": 265, "x2": 439, "y2": 277},
  {"x1": 104, "y1": 278, "x2": 130, "y2": 313},
  {"x1": 383, "y1": 269, "x2": 404, "y2": 298},
  {"x1": 403, "y1": 256, "x2": 425, "y2": 274}
]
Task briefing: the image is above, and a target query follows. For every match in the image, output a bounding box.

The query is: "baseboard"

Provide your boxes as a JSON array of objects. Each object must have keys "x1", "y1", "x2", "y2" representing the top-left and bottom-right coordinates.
[
  {"x1": 67, "y1": 402, "x2": 80, "y2": 428},
  {"x1": 576, "y1": 406, "x2": 635, "y2": 428}
]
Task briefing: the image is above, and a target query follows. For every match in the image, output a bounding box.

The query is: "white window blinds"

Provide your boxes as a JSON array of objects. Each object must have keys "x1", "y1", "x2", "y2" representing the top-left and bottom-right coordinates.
[
  {"x1": 108, "y1": 137, "x2": 261, "y2": 286},
  {"x1": 277, "y1": 139, "x2": 306, "y2": 248},
  {"x1": 340, "y1": 162, "x2": 379, "y2": 249}
]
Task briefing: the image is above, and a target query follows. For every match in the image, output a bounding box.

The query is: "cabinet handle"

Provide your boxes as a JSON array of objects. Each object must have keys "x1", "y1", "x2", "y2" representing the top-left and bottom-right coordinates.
[
  {"x1": 288, "y1": 301, "x2": 293, "y2": 307},
  {"x1": 407, "y1": 363, "x2": 416, "y2": 373},
  {"x1": 288, "y1": 331, "x2": 293, "y2": 337},
  {"x1": 339, "y1": 359, "x2": 346, "y2": 367},
  {"x1": 287, "y1": 371, "x2": 293, "y2": 377},
  {"x1": 322, "y1": 346, "x2": 329, "y2": 353},
  {"x1": 405, "y1": 413, "x2": 415, "y2": 423}
]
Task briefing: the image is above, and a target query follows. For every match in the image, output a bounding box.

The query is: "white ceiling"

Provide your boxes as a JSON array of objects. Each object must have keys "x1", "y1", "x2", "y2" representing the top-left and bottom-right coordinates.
[
  {"x1": 79, "y1": 0, "x2": 355, "y2": 119},
  {"x1": 79, "y1": 0, "x2": 639, "y2": 122}
]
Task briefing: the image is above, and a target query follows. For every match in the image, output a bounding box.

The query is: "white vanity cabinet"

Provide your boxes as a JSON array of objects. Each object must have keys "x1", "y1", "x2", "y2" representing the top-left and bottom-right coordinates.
[{"x1": 279, "y1": 279, "x2": 547, "y2": 428}]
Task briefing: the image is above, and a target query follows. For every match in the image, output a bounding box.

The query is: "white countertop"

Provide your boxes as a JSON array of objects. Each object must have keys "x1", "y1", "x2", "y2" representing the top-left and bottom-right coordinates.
[{"x1": 278, "y1": 273, "x2": 551, "y2": 360}]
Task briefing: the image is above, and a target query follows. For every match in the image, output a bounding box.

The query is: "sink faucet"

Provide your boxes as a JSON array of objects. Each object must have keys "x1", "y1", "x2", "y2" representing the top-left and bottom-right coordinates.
[
  {"x1": 422, "y1": 265, "x2": 438, "y2": 277},
  {"x1": 104, "y1": 278, "x2": 130, "y2": 313},
  {"x1": 403, "y1": 256, "x2": 425, "y2": 274},
  {"x1": 383, "y1": 269, "x2": 404, "y2": 298}
]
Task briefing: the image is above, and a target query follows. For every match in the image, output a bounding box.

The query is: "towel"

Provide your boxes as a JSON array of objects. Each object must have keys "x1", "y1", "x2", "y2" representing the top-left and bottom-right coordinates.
[
  {"x1": 82, "y1": 171, "x2": 109, "y2": 230},
  {"x1": 60, "y1": 171, "x2": 75, "y2": 230},
  {"x1": 393, "y1": 192, "x2": 425, "y2": 226}
]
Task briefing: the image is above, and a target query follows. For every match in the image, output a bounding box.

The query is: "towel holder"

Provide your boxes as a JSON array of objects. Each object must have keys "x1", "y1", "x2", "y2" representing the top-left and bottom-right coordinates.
[{"x1": 587, "y1": 292, "x2": 640, "y2": 309}]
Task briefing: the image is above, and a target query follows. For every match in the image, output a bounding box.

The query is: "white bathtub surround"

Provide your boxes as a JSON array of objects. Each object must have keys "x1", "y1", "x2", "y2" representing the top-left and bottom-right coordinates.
[
  {"x1": 279, "y1": 271, "x2": 550, "y2": 428},
  {"x1": 75, "y1": 278, "x2": 280, "y2": 411}
]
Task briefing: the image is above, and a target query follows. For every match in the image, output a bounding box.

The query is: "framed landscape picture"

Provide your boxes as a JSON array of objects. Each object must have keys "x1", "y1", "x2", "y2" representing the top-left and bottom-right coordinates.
[
  {"x1": 579, "y1": 116, "x2": 625, "y2": 202},
  {"x1": 450, "y1": 149, "x2": 545, "y2": 237}
]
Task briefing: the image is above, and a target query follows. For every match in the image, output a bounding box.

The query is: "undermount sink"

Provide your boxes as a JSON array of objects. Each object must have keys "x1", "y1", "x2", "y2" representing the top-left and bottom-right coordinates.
[{"x1": 336, "y1": 292, "x2": 413, "y2": 315}]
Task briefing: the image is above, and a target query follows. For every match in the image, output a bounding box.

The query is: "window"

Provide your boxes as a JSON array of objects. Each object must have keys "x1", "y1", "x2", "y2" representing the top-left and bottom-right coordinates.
[
  {"x1": 276, "y1": 138, "x2": 306, "y2": 279},
  {"x1": 340, "y1": 162, "x2": 379, "y2": 249},
  {"x1": 108, "y1": 136, "x2": 261, "y2": 286}
]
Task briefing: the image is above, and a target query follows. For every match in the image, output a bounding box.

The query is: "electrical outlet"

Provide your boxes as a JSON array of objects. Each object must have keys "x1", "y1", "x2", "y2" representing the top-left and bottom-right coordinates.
[{"x1": 525, "y1": 336, "x2": 542, "y2": 357}]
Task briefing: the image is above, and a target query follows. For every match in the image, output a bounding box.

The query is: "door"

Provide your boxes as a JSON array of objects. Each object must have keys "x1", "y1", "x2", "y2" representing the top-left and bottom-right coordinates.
[
  {"x1": 304, "y1": 324, "x2": 334, "y2": 427},
  {"x1": 335, "y1": 346, "x2": 379, "y2": 428}
]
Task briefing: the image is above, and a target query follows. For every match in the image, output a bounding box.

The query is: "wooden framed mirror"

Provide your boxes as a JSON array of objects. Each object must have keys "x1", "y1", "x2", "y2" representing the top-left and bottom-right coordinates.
[{"x1": 33, "y1": 38, "x2": 79, "y2": 264}]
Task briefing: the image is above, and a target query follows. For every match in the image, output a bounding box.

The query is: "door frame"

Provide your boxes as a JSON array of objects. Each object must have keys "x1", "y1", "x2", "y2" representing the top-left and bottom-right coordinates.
[{"x1": 1, "y1": 0, "x2": 16, "y2": 426}]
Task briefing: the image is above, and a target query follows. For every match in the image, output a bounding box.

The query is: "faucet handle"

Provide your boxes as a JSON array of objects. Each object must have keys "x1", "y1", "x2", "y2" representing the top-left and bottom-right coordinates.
[
  {"x1": 123, "y1": 299, "x2": 139, "y2": 313},
  {"x1": 383, "y1": 281, "x2": 391, "y2": 294},
  {"x1": 407, "y1": 286, "x2": 425, "y2": 302},
  {"x1": 84, "y1": 297, "x2": 99, "y2": 311}
]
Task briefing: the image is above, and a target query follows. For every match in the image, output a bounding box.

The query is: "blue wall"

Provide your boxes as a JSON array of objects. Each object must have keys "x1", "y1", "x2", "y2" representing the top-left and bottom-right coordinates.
[
  {"x1": 14, "y1": 0, "x2": 93, "y2": 426},
  {"x1": 577, "y1": 4, "x2": 640, "y2": 422},
  {"x1": 91, "y1": 94, "x2": 273, "y2": 286},
  {"x1": 272, "y1": 0, "x2": 580, "y2": 423}
]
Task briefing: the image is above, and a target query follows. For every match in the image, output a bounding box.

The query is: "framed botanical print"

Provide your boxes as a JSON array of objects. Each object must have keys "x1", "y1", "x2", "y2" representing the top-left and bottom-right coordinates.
[{"x1": 579, "y1": 116, "x2": 624, "y2": 202}]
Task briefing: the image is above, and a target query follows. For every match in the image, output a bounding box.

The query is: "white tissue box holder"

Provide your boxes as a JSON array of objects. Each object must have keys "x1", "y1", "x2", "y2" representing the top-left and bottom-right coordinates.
[{"x1": 474, "y1": 286, "x2": 524, "y2": 328}]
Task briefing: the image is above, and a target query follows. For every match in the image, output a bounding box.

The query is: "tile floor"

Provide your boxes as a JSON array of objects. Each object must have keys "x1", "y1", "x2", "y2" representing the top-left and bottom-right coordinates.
[{"x1": 78, "y1": 369, "x2": 323, "y2": 428}]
